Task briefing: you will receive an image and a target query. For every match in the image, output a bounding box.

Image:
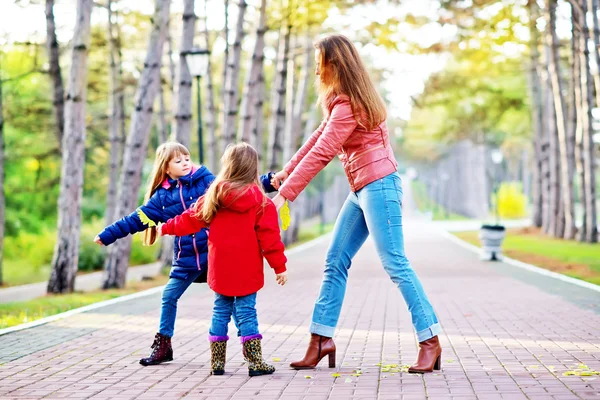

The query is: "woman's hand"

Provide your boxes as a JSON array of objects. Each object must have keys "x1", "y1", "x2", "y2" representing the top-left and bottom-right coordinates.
[
  {"x1": 276, "y1": 271, "x2": 288, "y2": 286},
  {"x1": 270, "y1": 170, "x2": 289, "y2": 190},
  {"x1": 93, "y1": 235, "x2": 104, "y2": 246},
  {"x1": 272, "y1": 193, "x2": 287, "y2": 211}
]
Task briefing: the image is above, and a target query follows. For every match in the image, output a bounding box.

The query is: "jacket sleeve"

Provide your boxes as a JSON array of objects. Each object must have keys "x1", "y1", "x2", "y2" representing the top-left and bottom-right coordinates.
[
  {"x1": 98, "y1": 192, "x2": 164, "y2": 246},
  {"x1": 279, "y1": 98, "x2": 357, "y2": 201},
  {"x1": 161, "y1": 206, "x2": 207, "y2": 237},
  {"x1": 256, "y1": 200, "x2": 287, "y2": 274},
  {"x1": 283, "y1": 119, "x2": 327, "y2": 176}
]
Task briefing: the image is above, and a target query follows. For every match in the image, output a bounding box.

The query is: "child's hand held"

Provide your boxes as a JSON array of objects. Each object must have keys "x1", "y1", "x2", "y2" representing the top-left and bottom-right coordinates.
[{"x1": 93, "y1": 235, "x2": 104, "y2": 246}]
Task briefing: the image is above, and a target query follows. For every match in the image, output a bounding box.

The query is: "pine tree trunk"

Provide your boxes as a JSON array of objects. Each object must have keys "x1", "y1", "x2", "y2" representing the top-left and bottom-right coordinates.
[
  {"x1": 202, "y1": 0, "x2": 218, "y2": 171},
  {"x1": 545, "y1": 0, "x2": 575, "y2": 239},
  {"x1": 528, "y1": 0, "x2": 544, "y2": 228},
  {"x1": 158, "y1": 78, "x2": 169, "y2": 143},
  {"x1": 173, "y1": 0, "x2": 196, "y2": 147},
  {"x1": 220, "y1": 0, "x2": 230, "y2": 153},
  {"x1": 580, "y1": 0, "x2": 598, "y2": 242},
  {"x1": 103, "y1": 0, "x2": 171, "y2": 289},
  {"x1": 239, "y1": 0, "x2": 267, "y2": 144},
  {"x1": 106, "y1": 0, "x2": 124, "y2": 225},
  {"x1": 588, "y1": 0, "x2": 600, "y2": 109},
  {"x1": 47, "y1": 0, "x2": 93, "y2": 294},
  {"x1": 267, "y1": 22, "x2": 291, "y2": 170},
  {"x1": 0, "y1": 65, "x2": 5, "y2": 286},
  {"x1": 45, "y1": 0, "x2": 65, "y2": 149}
]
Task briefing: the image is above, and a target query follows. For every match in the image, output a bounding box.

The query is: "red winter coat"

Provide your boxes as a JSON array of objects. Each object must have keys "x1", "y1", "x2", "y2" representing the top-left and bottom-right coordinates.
[{"x1": 161, "y1": 183, "x2": 287, "y2": 296}]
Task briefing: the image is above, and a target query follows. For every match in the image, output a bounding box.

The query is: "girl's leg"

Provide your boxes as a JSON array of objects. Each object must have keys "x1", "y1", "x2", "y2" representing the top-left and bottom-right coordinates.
[
  {"x1": 310, "y1": 193, "x2": 370, "y2": 337},
  {"x1": 158, "y1": 271, "x2": 202, "y2": 337},
  {"x1": 358, "y1": 173, "x2": 440, "y2": 341},
  {"x1": 209, "y1": 293, "x2": 234, "y2": 339}
]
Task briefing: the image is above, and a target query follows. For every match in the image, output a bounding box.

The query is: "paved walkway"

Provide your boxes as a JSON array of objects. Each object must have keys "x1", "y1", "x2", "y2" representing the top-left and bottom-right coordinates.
[{"x1": 0, "y1": 213, "x2": 599, "y2": 399}]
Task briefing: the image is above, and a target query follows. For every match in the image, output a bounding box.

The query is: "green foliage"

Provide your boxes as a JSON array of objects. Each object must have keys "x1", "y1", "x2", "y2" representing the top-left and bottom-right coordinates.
[
  {"x1": 410, "y1": 179, "x2": 468, "y2": 220},
  {"x1": 494, "y1": 181, "x2": 528, "y2": 219}
]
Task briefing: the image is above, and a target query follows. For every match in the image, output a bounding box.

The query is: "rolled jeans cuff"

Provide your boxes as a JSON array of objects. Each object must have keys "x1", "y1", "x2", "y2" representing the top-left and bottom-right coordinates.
[
  {"x1": 309, "y1": 321, "x2": 335, "y2": 338},
  {"x1": 416, "y1": 323, "x2": 441, "y2": 342}
]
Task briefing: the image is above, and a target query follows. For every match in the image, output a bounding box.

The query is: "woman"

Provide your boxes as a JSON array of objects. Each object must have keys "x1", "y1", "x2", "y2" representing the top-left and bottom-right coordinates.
[{"x1": 270, "y1": 34, "x2": 442, "y2": 373}]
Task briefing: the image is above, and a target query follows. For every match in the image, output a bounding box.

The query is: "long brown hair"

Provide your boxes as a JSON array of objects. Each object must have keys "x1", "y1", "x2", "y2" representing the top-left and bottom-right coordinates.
[
  {"x1": 315, "y1": 34, "x2": 387, "y2": 130},
  {"x1": 192, "y1": 142, "x2": 263, "y2": 224},
  {"x1": 142, "y1": 142, "x2": 191, "y2": 246}
]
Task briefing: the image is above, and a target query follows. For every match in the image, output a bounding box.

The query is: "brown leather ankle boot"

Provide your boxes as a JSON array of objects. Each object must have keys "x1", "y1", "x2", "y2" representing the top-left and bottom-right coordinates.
[
  {"x1": 290, "y1": 334, "x2": 336, "y2": 370},
  {"x1": 408, "y1": 335, "x2": 441, "y2": 373},
  {"x1": 139, "y1": 333, "x2": 173, "y2": 366}
]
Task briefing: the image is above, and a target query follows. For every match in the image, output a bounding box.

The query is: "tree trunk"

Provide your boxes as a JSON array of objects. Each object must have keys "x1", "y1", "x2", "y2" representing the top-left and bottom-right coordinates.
[
  {"x1": 267, "y1": 22, "x2": 291, "y2": 170},
  {"x1": 239, "y1": 0, "x2": 267, "y2": 144},
  {"x1": 173, "y1": 0, "x2": 196, "y2": 147},
  {"x1": 166, "y1": 20, "x2": 176, "y2": 99},
  {"x1": 47, "y1": 0, "x2": 93, "y2": 294},
  {"x1": 292, "y1": 33, "x2": 312, "y2": 149},
  {"x1": 202, "y1": 0, "x2": 218, "y2": 171},
  {"x1": 45, "y1": 0, "x2": 65, "y2": 149},
  {"x1": 580, "y1": 0, "x2": 598, "y2": 242},
  {"x1": 588, "y1": 0, "x2": 600, "y2": 109},
  {"x1": 541, "y1": 43, "x2": 560, "y2": 235},
  {"x1": 220, "y1": 0, "x2": 230, "y2": 153},
  {"x1": 572, "y1": 3, "x2": 587, "y2": 241},
  {"x1": 222, "y1": 0, "x2": 247, "y2": 149},
  {"x1": 545, "y1": 0, "x2": 575, "y2": 239},
  {"x1": 106, "y1": 0, "x2": 125, "y2": 225},
  {"x1": 103, "y1": 0, "x2": 171, "y2": 289},
  {"x1": 282, "y1": 35, "x2": 297, "y2": 163},
  {"x1": 158, "y1": 77, "x2": 169, "y2": 143},
  {"x1": 528, "y1": 0, "x2": 544, "y2": 228},
  {"x1": 253, "y1": 76, "x2": 266, "y2": 168},
  {"x1": 0, "y1": 61, "x2": 5, "y2": 286}
]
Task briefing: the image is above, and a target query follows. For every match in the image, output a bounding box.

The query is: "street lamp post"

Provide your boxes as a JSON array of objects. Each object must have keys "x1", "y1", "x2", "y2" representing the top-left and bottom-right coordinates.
[
  {"x1": 182, "y1": 48, "x2": 210, "y2": 164},
  {"x1": 490, "y1": 149, "x2": 504, "y2": 226},
  {"x1": 479, "y1": 148, "x2": 506, "y2": 262}
]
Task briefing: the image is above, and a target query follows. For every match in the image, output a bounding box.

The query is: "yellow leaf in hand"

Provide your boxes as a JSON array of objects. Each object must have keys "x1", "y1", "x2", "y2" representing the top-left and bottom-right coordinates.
[
  {"x1": 280, "y1": 200, "x2": 291, "y2": 231},
  {"x1": 137, "y1": 209, "x2": 157, "y2": 227}
]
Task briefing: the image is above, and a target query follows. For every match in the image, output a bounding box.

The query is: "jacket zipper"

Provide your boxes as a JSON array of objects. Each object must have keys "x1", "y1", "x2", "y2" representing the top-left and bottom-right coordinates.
[{"x1": 176, "y1": 180, "x2": 201, "y2": 271}]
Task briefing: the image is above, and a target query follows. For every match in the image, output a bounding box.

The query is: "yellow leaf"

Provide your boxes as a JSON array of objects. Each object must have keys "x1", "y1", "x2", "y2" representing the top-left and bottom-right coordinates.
[
  {"x1": 272, "y1": 357, "x2": 281, "y2": 362},
  {"x1": 331, "y1": 373, "x2": 341, "y2": 377},
  {"x1": 280, "y1": 201, "x2": 291, "y2": 230},
  {"x1": 304, "y1": 375, "x2": 312, "y2": 379}
]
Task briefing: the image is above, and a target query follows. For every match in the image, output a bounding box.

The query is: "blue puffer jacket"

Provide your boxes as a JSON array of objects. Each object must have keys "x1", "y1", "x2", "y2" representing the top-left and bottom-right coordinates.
[{"x1": 98, "y1": 167, "x2": 277, "y2": 282}]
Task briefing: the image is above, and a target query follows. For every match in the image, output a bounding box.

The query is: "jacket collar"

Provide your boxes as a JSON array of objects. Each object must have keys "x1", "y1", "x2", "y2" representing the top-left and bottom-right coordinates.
[{"x1": 161, "y1": 165, "x2": 203, "y2": 189}]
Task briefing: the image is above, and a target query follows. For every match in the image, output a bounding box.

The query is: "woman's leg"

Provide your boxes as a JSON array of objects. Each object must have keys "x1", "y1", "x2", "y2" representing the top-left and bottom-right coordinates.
[
  {"x1": 358, "y1": 173, "x2": 440, "y2": 341},
  {"x1": 310, "y1": 193, "x2": 370, "y2": 337},
  {"x1": 158, "y1": 271, "x2": 201, "y2": 337}
]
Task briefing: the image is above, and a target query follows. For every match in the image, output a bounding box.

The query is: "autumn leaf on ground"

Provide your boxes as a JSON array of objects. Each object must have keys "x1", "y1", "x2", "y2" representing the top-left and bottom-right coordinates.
[
  {"x1": 272, "y1": 357, "x2": 281, "y2": 362},
  {"x1": 331, "y1": 373, "x2": 341, "y2": 377},
  {"x1": 344, "y1": 378, "x2": 352, "y2": 383},
  {"x1": 304, "y1": 375, "x2": 312, "y2": 379}
]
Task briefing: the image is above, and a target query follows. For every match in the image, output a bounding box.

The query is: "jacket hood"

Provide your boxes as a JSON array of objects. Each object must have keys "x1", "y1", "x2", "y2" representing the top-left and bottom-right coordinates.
[
  {"x1": 162, "y1": 165, "x2": 211, "y2": 189},
  {"x1": 221, "y1": 183, "x2": 265, "y2": 213}
]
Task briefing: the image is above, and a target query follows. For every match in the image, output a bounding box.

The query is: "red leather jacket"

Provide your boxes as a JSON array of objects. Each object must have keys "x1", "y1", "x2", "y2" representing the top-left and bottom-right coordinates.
[{"x1": 279, "y1": 95, "x2": 398, "y2": 201}]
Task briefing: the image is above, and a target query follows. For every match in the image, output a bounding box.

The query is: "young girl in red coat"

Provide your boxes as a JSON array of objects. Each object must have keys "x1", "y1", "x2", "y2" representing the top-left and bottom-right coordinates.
[{"x1": 160, "y1": 142, "x2": 287, "y2": 377}]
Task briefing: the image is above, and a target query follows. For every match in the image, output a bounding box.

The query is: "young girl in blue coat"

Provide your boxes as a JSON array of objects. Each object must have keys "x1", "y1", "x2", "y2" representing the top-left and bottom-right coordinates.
[{"x1": 95, "y1": 141, "x2": 275, "y2": 366}]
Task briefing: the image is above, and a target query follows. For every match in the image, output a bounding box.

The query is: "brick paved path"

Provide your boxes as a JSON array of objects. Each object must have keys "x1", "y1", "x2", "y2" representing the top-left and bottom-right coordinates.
[{"x1": 0, "y1": 216, "x2": 599, "y2": 399}]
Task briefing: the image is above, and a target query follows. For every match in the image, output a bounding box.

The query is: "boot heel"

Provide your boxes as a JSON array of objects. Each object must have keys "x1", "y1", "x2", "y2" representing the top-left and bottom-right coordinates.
[
  {"x1": 433, "y1": 356, "x2": 441, "y2": 371},
  {"x1": 328, "y1": 351, "x2": 336, "y2": 368}
]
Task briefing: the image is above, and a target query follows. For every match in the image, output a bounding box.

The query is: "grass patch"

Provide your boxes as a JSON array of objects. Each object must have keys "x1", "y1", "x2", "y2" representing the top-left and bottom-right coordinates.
[
  {"x1": 288, "y1": 219, "x2": 335, "y2": 249},
  {"x1": 410, "y1": 180, "x2": 468, "y2": 221},
  {"x1": 453, "y1": 227, "x2": 600, "y2": 286},
  {"x1": 0, "y1": 275, "x2": 169, "y2": 329}
]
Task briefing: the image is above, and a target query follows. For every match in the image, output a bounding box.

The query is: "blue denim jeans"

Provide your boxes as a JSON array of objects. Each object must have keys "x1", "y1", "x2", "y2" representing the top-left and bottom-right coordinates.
[
  {"x1": 310, "y1": 172, "x2": 441, "y2": 342},
  {"x1": 158, "y1": 271, "x2": 241, "y2": 337},
  {"x1": 209, "y1": 292, "x2": 260, "y2": 340}
]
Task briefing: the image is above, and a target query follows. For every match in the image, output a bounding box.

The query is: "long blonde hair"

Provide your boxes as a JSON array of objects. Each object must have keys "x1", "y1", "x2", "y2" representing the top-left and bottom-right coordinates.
[
  {"x1": 142, "y1": 142, "x2": 191, "y2": 245},
  {"x1": 315, "y1": 34, "x2": 387, "y2": 130},
  {"x1": 192, "y1": 142, "x2": 263, "y2": 224}
]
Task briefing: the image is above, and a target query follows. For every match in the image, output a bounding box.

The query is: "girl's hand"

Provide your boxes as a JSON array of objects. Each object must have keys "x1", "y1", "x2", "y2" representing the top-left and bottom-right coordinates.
[
  {"x1": 276, "y1": 272, "x2": 288, "y2": 286},
  {"x1": 157, "y1": 223, "x2": 164, "y2": 236},
  {"x1": 93, "y1": 235, "x2": 104, "y2": 246},
  {"x1": 270, "y1": 170, "x2": 289, "y2": 190},
  {"x1": 272, "y1": 193, "x2": 286, "y2": 211}
]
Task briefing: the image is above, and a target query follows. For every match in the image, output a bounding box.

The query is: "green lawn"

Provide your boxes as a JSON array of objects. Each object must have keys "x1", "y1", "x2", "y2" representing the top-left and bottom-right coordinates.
[
  {"x1": 410, "y1": 180, "x2": 468, "y2": 221},
  {"x1": 0, "y1": 275, "x2": 169, "y2": 329},
  {"x1": 453, "y1": 228, "x2": 600, "y2": 286}
]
